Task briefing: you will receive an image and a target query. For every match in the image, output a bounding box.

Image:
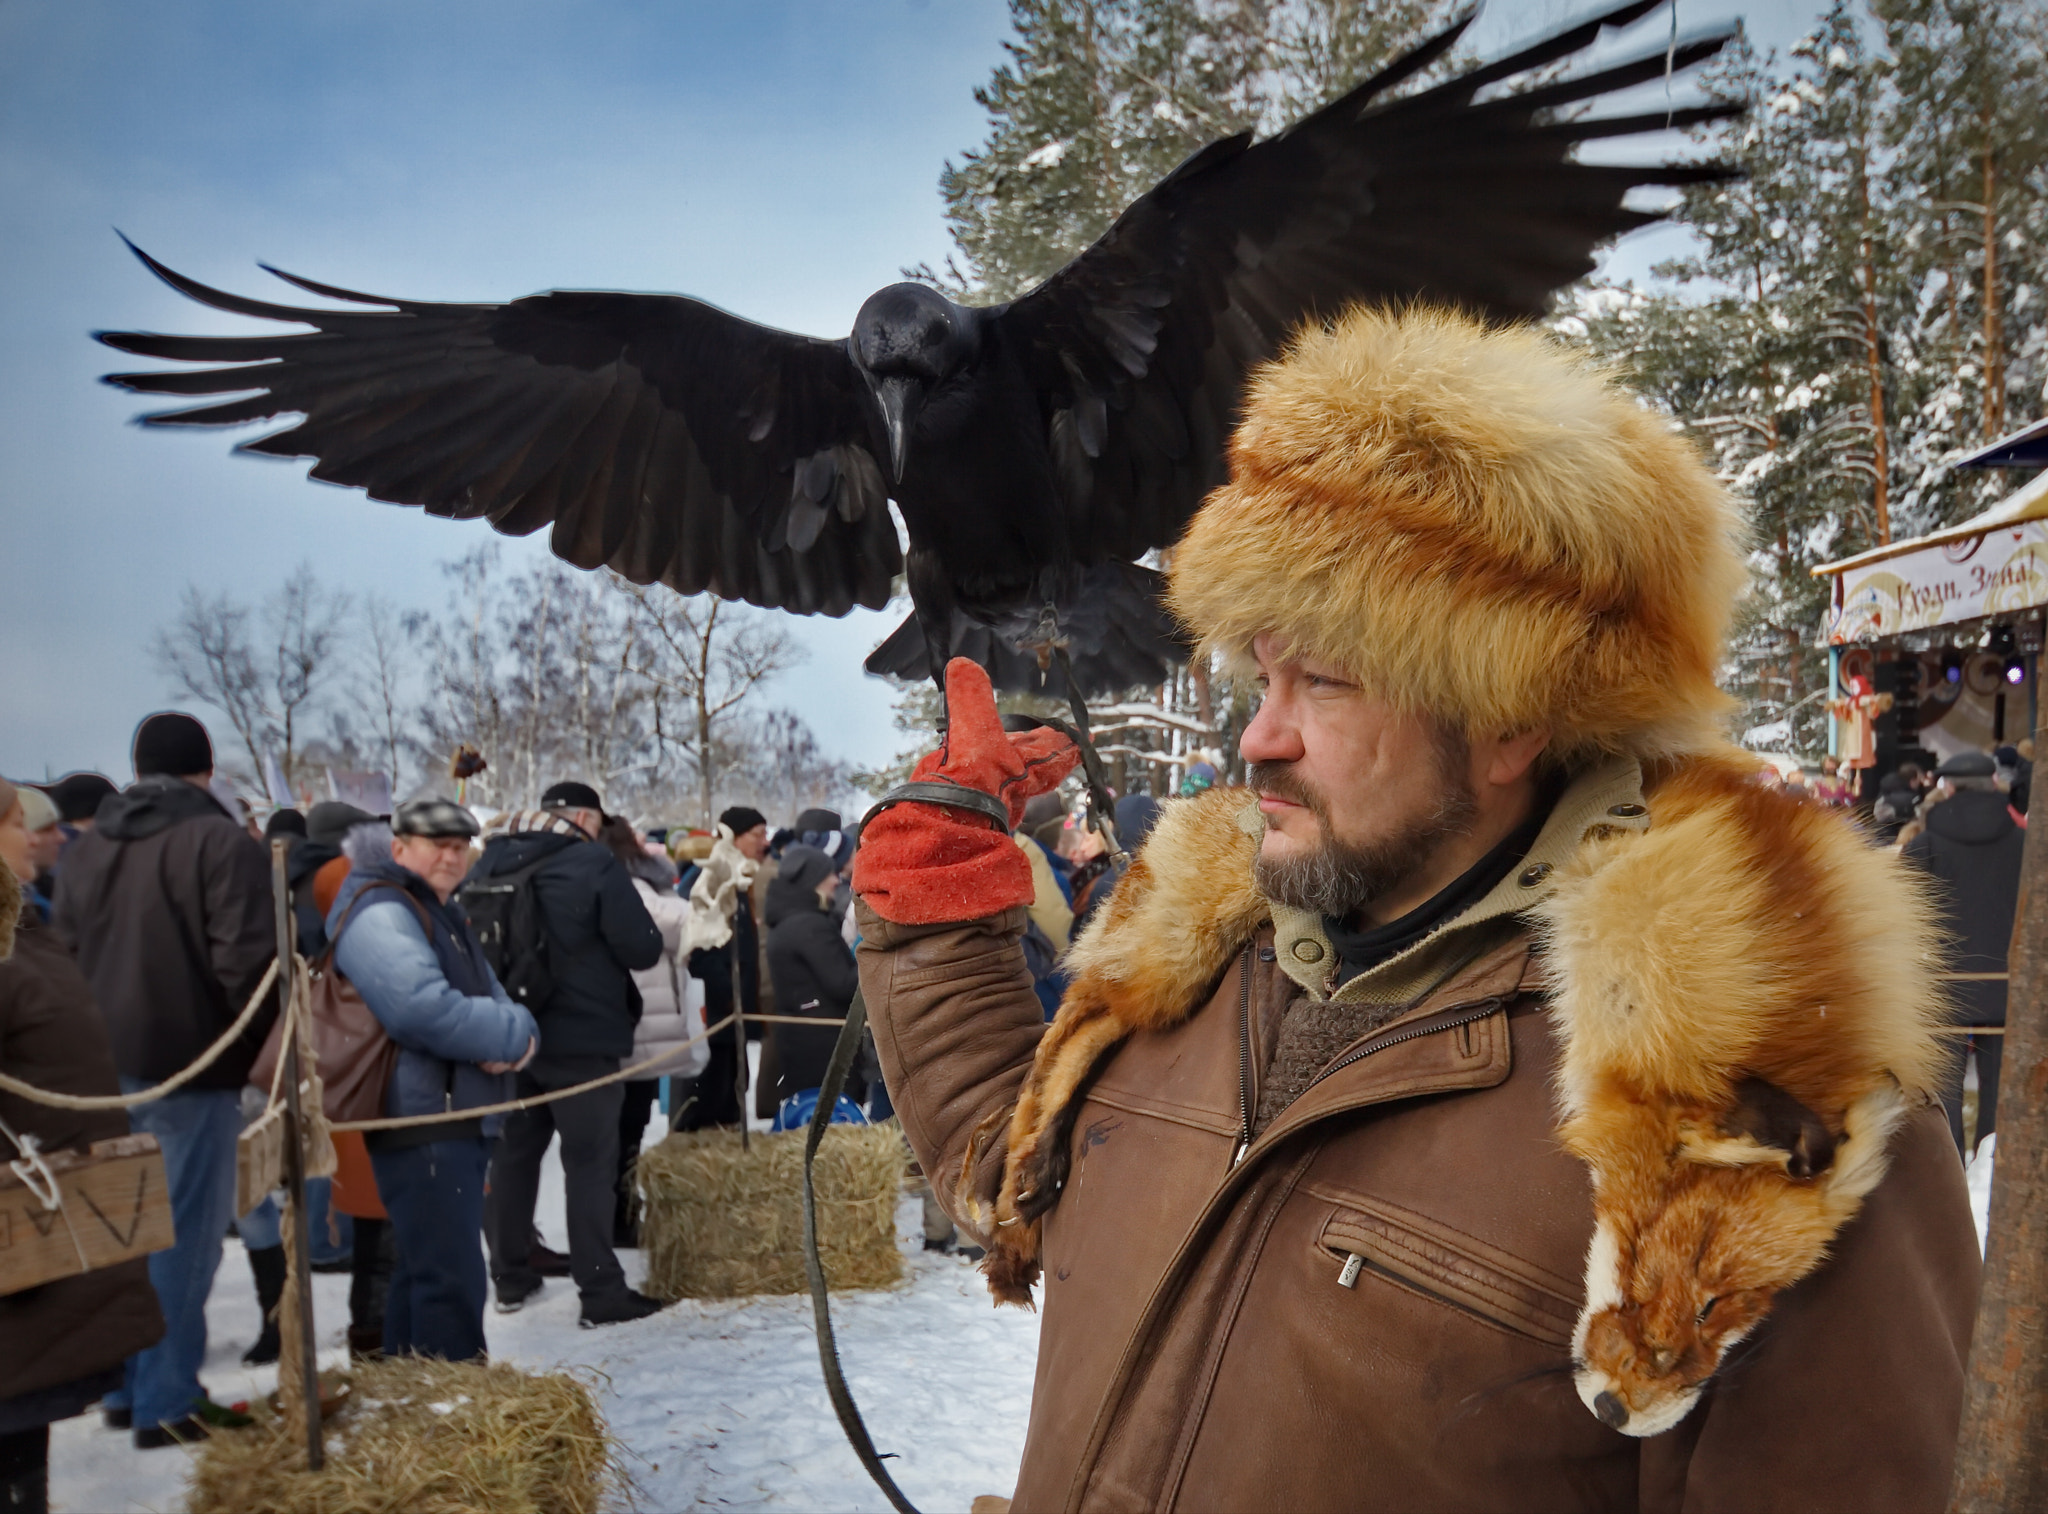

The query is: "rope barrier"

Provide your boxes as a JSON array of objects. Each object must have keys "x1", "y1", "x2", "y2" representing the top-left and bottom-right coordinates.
[
  {"x1": 328, "y1": 1011, "x2": 745, "y2": 1132},
  {"x1": 0, "y1": 959, "x2": 280, "y2": 1111},
  {"x1": 0, "y1": 940, "x2": 2010, "y2": 1120}
]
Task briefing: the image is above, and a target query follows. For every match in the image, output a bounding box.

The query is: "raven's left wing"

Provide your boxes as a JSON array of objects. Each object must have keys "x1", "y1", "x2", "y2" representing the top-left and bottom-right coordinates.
[
  {"x1": 997, "y1": 0, "x2": 1739, "y2": 565},
  {"x1": 98, "y1": 244, "x2": 900, "y2": 616}
]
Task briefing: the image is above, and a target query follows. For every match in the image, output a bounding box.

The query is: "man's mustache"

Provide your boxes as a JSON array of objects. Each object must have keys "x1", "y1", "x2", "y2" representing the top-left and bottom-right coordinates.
[{"x1": 1247, "y1": 761, "x2": 1328, "y2": 820}]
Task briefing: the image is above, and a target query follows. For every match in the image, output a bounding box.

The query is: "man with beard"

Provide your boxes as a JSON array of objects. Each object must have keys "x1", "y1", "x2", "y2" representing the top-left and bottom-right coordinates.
[{"x1": 849, "y1": 308, "x2": 1977, "y2": 1512}]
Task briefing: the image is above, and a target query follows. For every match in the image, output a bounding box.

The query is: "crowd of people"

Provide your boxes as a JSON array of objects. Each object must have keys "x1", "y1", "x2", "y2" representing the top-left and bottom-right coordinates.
[
  {"x1": 0, "y1": 709, "x2": 991, "y2": 1511},
  {"x1": 0, "y1": 678, "x2": 2035, "y2": 1508}
]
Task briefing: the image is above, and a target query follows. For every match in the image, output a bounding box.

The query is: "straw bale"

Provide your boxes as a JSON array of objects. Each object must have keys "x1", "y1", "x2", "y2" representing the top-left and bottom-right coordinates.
[
  {"x1": 638, "y1": 1121, "x2": 908, "y2": 1299},
  {"x1": 185, "y1": 1357, "x2": 615, "y2": 1514}
]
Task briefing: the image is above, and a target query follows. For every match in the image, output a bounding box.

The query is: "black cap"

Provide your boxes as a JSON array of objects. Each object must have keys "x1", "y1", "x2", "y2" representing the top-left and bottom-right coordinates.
[
  {"x1": 265, "y1": 808, "x2": 307, "y2": 840},
  {"x1": 793, "y1": 807, "x2": 842, "y2": 834},
  {"x1": 47, "y1": 771, "x2": 117, "y2": 823},
  {"x1": 393, "y1": 797, "x2": 481, "y2": 838},
  {"x1": 132, "y1": 712, "x2": 213, "y2": 778},
  {"x1": 541, "y1": 780, "x2": 605, "y2": 817},
  {"x1": 306, "y1": 800, "x2": 379, "y2": 847},
  {"x1": 1936, "y1": 750, "x2": 1997, "y2": 779},
  {"x1": 719, "y1": 805, "x2": 767, "y2": 836}
]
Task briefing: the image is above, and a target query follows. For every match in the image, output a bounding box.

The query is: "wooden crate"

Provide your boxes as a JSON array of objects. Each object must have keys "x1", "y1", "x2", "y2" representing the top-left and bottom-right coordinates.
[{"x1": 0, "y1": 1133, "x2": 175, "y2": 1296}]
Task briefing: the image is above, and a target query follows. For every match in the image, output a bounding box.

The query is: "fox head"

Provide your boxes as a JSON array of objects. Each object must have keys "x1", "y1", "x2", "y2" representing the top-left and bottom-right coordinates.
[{"x1": 1568, "y1": 1076, "x2": 1902, "y2": 1437}]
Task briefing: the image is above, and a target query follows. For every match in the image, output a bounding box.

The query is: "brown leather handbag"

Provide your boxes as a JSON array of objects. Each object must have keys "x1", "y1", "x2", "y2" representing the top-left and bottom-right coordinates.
[{"x1": 249, "y1": 883, "x2": 419, "y2": 1124}]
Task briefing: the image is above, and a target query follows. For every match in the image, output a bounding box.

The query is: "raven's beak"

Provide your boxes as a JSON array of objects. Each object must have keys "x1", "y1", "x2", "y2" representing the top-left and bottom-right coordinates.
[{"x1": 874, "y1": 375, "x2": 922, "y2": 482}]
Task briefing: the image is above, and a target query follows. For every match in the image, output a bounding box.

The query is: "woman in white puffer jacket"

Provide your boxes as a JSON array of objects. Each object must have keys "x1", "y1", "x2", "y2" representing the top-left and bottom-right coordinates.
[{"x1": 600, "y1": 819, "x2": 708, "y2": 1244}]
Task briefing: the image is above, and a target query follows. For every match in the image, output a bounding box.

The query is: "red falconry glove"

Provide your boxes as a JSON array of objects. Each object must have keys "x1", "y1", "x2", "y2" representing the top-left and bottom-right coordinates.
[{"x1": 854, "y1": 658, "x2": 1079, "y2": 925}]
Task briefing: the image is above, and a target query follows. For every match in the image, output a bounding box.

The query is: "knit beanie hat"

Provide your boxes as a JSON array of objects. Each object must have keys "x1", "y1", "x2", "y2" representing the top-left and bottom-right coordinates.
[
  {"x1": 719, "y1": 805, "x2": 767, "y2": 836},
  {"x1": 17, "y1": 787, "x2": 59, "y2": 833},
  {"x1": 132, "y1": 711, "x2": 214, "y2": 778},
  {"x1": 47, "y1": 772, "x2": 117, "y2": 823}
]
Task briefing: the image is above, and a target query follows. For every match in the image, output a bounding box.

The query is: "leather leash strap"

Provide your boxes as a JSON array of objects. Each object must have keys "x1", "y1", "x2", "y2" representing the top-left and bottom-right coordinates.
[{"x1": 803, "y1": 988, "x2": 922, "y2": 1514}]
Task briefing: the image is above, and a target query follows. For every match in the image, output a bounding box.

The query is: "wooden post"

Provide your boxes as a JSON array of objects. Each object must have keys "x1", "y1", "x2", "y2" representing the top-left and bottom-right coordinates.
[
  {"x1": 270, "y1": 840, "x2": 323, "y2": 1472},
  {"x1": 1949, "y1": 651, "x2": 2048, "y2": 1511}
]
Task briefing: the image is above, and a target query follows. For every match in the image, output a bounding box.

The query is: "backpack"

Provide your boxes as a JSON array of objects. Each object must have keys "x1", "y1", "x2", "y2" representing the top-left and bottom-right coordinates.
[
  {"x1": 458, "y1": 855, "x2": 555, "y2": 1009},
  {"x1": 248, "y1": 882, "x2": 412, "y2": 1124}
]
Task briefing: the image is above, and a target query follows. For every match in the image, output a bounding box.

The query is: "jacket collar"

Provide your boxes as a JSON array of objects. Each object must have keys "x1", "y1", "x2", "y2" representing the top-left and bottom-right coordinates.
[{"x1": 1264, "y1": 754, "x2": 1649, "y2": 1006}]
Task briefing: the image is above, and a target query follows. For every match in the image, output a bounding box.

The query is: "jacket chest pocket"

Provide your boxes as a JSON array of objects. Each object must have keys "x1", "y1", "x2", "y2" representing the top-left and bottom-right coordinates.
[{"x1": 1315, "y1": 1192, "x2": 1580, "y2": 1348}]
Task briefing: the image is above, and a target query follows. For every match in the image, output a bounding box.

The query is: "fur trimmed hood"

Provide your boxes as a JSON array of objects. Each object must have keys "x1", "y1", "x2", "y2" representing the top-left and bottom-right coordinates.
[
  {"x1": 1167, "y1": 307, "x2": 1747, "y2": 764},
  {"x1": 987, "y1": 752, "x2": 1949, "y2": 1434}
]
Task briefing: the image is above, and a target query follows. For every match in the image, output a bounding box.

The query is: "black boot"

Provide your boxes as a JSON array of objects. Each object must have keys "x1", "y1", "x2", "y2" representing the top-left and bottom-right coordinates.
[
  {"x1": 0, "y1": 1425, "x2": 49, "y2": 1514},
  {"x1": 241, "y1": 1244, "x2": 286, "y2": 1366},
  {"x1": 348, "y1": 1217, "x2": 395, "y2": 1360}
]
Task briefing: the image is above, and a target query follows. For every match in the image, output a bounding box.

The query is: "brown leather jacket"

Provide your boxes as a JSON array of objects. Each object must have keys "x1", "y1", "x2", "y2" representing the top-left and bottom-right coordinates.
[
  {"x1": 0, "y1": 880, "x2": 165, "y2": 1408},
  {"x1": 856, "y1": 759, "x2": 1980, "y2": 1514}
]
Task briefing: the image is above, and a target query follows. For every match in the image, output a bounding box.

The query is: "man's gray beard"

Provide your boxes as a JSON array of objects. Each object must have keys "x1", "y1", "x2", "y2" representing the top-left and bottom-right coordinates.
[{"x1": 1250, "y1": 760, "x2": 1478, "y2": 919}]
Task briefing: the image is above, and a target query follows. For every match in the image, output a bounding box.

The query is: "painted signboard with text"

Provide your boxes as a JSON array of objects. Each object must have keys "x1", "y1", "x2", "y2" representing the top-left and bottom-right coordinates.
[{"x1": 1827, "y1": 521, "x2": 2048, "y2": 644}]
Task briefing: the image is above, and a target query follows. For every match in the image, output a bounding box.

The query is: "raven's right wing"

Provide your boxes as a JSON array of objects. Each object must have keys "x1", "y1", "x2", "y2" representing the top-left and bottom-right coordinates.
[
  {"x1": 997, "y1": 0, "x2": 1739, "y2": 566},
  {"x1": 98, "y1": 243, "x2": 900, "y2": 617}
]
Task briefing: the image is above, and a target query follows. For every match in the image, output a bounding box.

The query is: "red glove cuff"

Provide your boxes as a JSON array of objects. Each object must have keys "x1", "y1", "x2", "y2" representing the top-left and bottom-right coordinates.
[{"x1": 853, "y1": 806, "x2": 1031, "y2": 926}]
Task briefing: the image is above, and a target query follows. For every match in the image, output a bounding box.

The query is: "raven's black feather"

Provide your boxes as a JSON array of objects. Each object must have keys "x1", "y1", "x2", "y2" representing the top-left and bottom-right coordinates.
[{"x1": 98, "y1": 0, "x2": 1738, "y2": 697}]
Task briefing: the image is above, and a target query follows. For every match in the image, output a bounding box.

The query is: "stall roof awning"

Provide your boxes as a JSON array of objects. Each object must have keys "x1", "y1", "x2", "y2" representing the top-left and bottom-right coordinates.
[
  {"x1": 1813, "y1": 467, "x2": 2048, "y2": 579},
  {"x1": 1956, "y1": 416, "x2": 2048, "y2": 469}
]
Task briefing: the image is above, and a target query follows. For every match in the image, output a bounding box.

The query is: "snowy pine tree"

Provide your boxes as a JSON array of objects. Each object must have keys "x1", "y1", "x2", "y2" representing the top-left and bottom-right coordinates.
[
  {"x1": 931, "y1": 0, "x2": 1464, "y2": 300},
  {"x1": 1568, "y1": 2, "x2": 2048, "y2": 754}
]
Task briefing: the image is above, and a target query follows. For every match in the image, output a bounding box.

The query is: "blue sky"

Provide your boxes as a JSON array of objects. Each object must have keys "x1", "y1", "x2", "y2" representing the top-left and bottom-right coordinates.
[{"x1": 1, "y1": 0, "x2": 1817, "y2": 787}]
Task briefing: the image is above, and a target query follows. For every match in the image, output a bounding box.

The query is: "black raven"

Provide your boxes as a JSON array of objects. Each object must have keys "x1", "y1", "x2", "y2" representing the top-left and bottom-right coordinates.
[{"x1": 98, "y1": 0, "x2": 1736, "y2": 701}]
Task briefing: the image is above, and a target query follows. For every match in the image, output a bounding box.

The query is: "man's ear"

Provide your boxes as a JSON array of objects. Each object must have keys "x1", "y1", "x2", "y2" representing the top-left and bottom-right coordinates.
[{"x1": 1484, "y1": 728, "x2": 1552, "y2": 788}]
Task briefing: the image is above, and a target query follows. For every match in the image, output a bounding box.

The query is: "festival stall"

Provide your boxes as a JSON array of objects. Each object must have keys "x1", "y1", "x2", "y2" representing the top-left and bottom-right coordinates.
[{"x1": 1814, "y1": 430, "x2": 2048, "y2": 793}]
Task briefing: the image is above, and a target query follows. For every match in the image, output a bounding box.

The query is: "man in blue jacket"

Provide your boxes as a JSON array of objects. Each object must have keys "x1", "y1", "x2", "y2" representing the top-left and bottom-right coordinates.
[
  {"x1": 330, "y1": 797, "x2": 536, "y2": 1361},
  {"x1": 475, "y1": 781, "x2": 666, "y2": 1327}
]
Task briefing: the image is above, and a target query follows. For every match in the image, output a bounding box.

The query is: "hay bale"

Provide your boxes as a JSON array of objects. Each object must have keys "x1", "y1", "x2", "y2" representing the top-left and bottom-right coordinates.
[
  {"x1": 638, "y1": 1121, "x2": 908, "y2": 1300},
  {"x1": 186, "y1": 1357, "x2": 615, "y2": 1514}
]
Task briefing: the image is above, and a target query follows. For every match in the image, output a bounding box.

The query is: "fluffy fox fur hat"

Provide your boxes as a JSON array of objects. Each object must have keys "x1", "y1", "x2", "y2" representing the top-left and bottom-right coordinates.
[{"x1": 1169, "y1": 306, "x2": 1747, "y2": 763}]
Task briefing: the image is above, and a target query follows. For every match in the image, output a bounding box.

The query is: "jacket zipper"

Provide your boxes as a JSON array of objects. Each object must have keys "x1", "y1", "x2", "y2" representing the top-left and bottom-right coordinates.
[
  {"x1": 1231, "y1": 948, "x2": 1254, "y2": 1165},
  {"x1": 1300, "y1": 996, "x2": 1507, "y2": 1096},
  {"x1": 1070, "y1": 981, "x2": 1513, "y2": 1512}
]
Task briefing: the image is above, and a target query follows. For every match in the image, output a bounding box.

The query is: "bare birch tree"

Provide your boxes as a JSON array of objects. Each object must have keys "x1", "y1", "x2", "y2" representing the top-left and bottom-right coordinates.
[
  {"x1": 615, "y1": 579, "x2": 803, "y2": 825},
  {"x1": 154, "y1": 564, "x2": 349, "y2": 789}
]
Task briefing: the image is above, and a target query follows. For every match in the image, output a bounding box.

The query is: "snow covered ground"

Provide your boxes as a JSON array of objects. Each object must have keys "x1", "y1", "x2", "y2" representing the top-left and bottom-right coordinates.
[
  {"x1": 44, "y1": 1112, "x2": 2008, "y2": 1512},
  {"x1": 47, "y1": 1120, "x2": 1042, "y2": 1513}
]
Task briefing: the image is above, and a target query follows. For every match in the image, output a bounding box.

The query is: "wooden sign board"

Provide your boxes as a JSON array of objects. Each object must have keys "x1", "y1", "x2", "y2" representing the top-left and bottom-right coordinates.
[{"x1": 0, "y1": 1133, "x2": 175, "y2": 1296}]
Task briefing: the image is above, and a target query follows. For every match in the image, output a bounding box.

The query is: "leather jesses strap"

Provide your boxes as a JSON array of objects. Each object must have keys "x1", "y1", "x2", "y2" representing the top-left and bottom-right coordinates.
[
  {"x1": 803, "y1": 991, "x2": 922, "y2": 1514},
  {"x1": 862, "y1": 780, "x2": 1013, "y2": 835}
]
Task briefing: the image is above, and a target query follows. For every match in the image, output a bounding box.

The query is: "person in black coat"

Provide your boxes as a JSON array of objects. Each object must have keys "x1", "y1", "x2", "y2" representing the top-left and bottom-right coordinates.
[
  {"x1": 1903, "y1": 750, "x2": 2024, "y2": 1155},
  {"x1": 53, "y1": 713, "x2": 275, "y2": 1446},
  {"x1": 472, "y1": 782, "x2": 665, "y2": 1327},
  {"x1": 764, "y1": 844, "x2": 862, "y2": 1101}
]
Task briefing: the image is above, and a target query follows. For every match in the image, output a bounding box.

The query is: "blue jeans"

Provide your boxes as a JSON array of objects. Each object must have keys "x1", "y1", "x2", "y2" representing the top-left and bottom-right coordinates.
[
  {"x1": 237, "y1": 1177, "x2": 351, "y2": 1264},
  {"x1": 369, "y1": 1137, "x2": 492, "y2": 1361},
  {"x1": 102, "y1": 1083, "x2": 240, "y2": 1428}
]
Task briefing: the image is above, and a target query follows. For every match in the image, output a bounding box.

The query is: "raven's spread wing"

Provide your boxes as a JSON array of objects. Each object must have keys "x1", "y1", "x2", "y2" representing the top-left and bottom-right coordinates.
[
  {"x1": 98, "y1": 244, "x2": 900, "y2": 616},
  {"x1": 998, "y1": 0, "x2": 1740, "y2": 564}
]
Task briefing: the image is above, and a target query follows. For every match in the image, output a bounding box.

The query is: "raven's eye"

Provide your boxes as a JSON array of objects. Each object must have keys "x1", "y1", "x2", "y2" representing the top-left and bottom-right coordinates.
[{"x1": 1695, "y1": 1296, "x2": 1720, "y2": 1325}]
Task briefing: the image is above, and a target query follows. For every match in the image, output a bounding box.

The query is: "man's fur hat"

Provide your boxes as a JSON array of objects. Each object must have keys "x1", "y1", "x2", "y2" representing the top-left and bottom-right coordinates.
[{"x1": 1169, "y1": 306, "x2": 1746, "y2": 763}]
